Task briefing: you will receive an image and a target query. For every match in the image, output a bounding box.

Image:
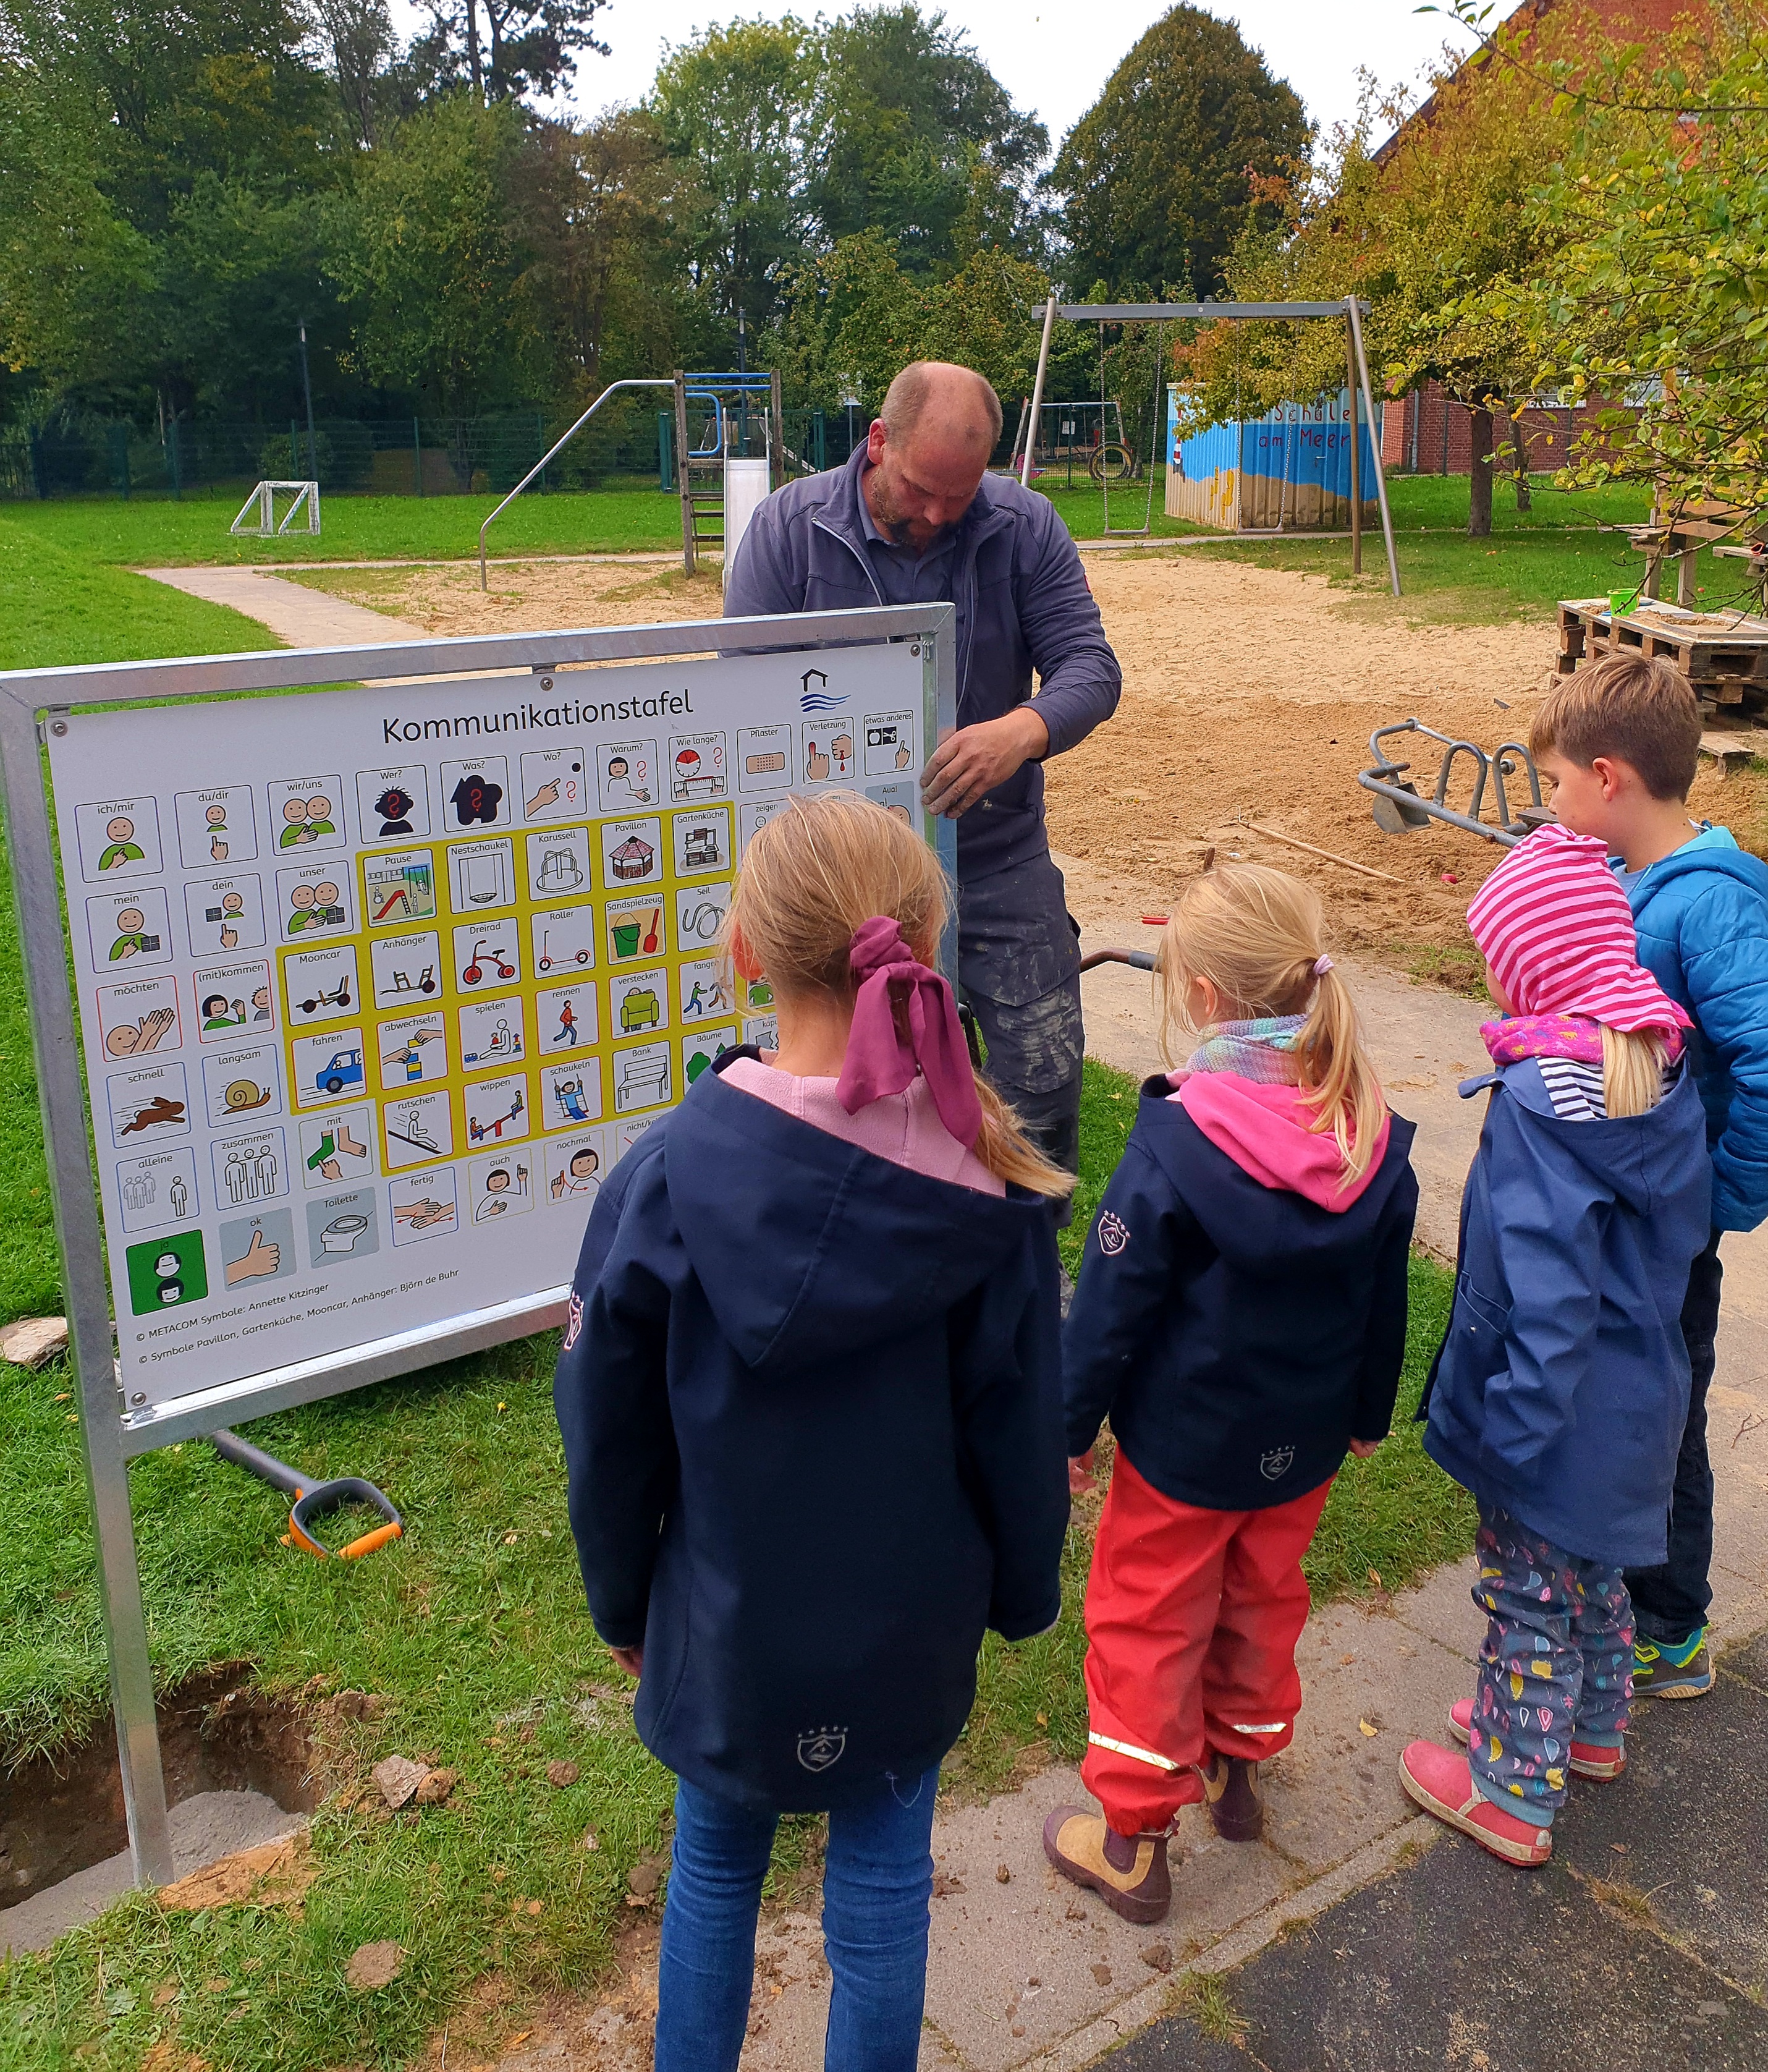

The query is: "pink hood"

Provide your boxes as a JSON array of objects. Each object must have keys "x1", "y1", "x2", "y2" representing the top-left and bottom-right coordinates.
[{"x1": 1169, "y1": 1071, "x2": 1390, "y2": 1210}]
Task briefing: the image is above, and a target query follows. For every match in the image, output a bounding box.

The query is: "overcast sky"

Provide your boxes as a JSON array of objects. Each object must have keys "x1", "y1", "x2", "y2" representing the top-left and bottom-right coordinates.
[{"x1": 524, "y1": 0, "x2": 1480, "y2": 145}]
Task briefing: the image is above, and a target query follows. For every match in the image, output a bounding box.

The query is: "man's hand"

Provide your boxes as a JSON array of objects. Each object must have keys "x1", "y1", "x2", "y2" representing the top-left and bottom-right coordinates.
[
  {"x1": 1347, "y1": 1437, "x2": 1384, "y2": 1459},
  {"x1": 610, "y1": 1645, "x2": 644, "y2": 1678},
  {"x1": 920, "y1": 708, "x2": 1049, "y2": 819}
]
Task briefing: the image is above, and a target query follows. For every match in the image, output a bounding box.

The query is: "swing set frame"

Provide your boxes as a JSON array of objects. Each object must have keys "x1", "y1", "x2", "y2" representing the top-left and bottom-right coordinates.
[{"x1": 1023, "y1": 297, "x2": 1402, "y2": 596}]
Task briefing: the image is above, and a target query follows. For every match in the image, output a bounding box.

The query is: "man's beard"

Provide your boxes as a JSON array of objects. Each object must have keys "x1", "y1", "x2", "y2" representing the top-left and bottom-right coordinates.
[{"x1": 867, "y1": 462, "x2": 950, "y2": 548}]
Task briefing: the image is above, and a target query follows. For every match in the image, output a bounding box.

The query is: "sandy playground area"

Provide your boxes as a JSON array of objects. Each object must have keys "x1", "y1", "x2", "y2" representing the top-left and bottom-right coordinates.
[{"x1": 297, "y1": 551, "x2": 1761, "y2": 974}]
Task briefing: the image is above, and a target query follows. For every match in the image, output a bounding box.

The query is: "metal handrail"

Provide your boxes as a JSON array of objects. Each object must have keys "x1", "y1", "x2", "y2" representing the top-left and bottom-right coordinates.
[{"x1": 478, "y1": 378, "x2": 714, "y2": 588}]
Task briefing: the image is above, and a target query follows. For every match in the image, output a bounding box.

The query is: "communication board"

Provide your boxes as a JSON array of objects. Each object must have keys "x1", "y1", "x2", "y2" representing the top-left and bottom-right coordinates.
[{"x1": 46, "y1": 637, "x2": 937, "y2": 1415}]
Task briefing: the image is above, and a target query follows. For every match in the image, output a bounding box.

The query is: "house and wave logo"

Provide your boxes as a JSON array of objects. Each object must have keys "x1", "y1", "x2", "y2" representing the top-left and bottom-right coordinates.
[{"x1": 799, "y1": 667, "x2": 848, "y2": 713}]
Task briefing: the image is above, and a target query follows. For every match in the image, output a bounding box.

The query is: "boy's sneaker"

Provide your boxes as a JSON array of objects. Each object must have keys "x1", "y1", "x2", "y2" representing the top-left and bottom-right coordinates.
[
  {"x1": 1201, "y1": 1752, "x2": 1264, "y2": 1841},
  {"x1": 1633, "y1": 1629, "x2": 1713, "y2": 1700},
  {"x1": 1042, "y1": 1806, "x2": 1172, "y2": 1924},
  {"x1": 1446, "y1": 1697, "x2": 1626, "y2": 1781},
  {"x1": 1398, "y1": 1741, "x2": 1553, "y2": 1867}
]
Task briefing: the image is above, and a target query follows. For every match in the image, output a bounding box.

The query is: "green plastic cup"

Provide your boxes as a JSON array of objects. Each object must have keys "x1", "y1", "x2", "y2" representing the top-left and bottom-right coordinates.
[{"x1": 1608, "y1": 588, "x2": 1639, "y2": 618}]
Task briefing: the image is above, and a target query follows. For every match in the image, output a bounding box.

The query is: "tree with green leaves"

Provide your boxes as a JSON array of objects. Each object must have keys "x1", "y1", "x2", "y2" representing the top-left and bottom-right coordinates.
[
  {"x1": 803, "y1": 3, "x2": 1048, "y2": 273},
  {"x1": 1049, "y1": 4, "x2": 1306, "y2": 300},
  {"x1": 1468, "y1": 11, "x2": 1768, "y2": 537},
  {"x1": 0, "y1": 0, "x2": 340, "y2": 422},
  {"x1": 767, "y1": 232, "x2": 1049, "y2": 414},
  {"x1": 1181, "y1": 22, "x2": 1583, "y2": 535},
  {"x1": 323, "y1": 92, "x2": 538, "y2": 412},
  {"x1": 649, "y1": 17, "x2": 811, "y2": 341},
  {"x1": 409, "y1": 0, "x2": 607, "y2": 102},
  {"x1": 514, "y1": 109, "x2": 711, "y2": 397}
]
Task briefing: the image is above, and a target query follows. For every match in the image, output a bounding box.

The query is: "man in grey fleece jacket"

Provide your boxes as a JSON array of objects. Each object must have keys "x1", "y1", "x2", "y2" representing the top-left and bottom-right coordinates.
[{"x1": 724, "y1": 360, "x2": 1122, "y2": 1177}]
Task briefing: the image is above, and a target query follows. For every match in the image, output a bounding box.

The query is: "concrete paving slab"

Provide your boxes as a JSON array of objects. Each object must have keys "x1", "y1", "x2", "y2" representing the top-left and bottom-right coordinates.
[{"x1": 918, "y1": 1767, "x2": 1292, "y2": 2071}]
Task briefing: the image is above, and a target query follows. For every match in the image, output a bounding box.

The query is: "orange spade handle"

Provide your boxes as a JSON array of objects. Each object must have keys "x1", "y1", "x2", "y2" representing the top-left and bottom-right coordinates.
[{"x1": 339, "y1": 1520, "x2": 404, "y2": 1561}]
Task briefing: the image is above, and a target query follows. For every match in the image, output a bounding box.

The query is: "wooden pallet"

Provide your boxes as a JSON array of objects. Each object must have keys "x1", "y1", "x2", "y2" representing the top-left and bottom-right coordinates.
[{"x1": 1556, "y1": 597, "x2": 1768, "y2": 719}]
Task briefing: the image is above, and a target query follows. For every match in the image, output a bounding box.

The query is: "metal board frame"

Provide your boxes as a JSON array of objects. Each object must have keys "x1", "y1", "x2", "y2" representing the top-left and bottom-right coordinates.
[{"x1": 0, "y1": 602, "x2": 955, "y2": 1889}]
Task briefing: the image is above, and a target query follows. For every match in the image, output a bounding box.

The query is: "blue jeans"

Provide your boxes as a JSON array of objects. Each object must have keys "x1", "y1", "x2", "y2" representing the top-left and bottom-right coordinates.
[{"x1": 654, "y1": 1767, "x2": 940, "y2": 2072}]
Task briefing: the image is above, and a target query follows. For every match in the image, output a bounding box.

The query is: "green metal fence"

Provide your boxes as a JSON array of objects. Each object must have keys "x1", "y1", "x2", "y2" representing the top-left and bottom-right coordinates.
[{"x1": 1, "y1": 402, "x2": 860, "y2": 501}]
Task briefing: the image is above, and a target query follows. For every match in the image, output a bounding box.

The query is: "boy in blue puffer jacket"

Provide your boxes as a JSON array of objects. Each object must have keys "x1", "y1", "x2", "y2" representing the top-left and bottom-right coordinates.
[{"x1": 1529, "y1": 654, "x2": 1768, "y2": 1700}]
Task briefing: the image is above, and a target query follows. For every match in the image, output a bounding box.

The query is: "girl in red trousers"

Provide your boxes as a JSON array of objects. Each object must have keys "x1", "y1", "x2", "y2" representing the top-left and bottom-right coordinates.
[{"x1": 1045, "y1": 865, "x2": 1418, "y2": 1923}]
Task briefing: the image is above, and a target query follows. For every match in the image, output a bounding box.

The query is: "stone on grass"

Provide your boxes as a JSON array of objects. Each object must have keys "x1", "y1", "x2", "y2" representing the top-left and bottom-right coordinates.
[
  {"x1": 371, "y1": 1756, "x2": 426, "y2": 1809},
  {"x1": 2, "y1": 1317, "x2": 69, "y2": 1370},
  {"x1": 546, "y1": 1759, "x2": 580, "y2": 1788},
  {"x1": 345, "y1": 1940, "x2": 405, "y2": 1991},
  {"x1": 414, "y1": 1766, "x2": 458, "y2": 1805}
]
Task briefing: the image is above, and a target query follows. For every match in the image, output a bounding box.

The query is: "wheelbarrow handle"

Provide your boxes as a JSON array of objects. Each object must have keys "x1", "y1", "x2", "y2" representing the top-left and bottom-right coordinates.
[
  {"x1": 289, "y1": 1475, "x2": 405, "y2": 1560},
  {"x1": 1078, "y1": 948, "x2": 1157, "y2": 973}
]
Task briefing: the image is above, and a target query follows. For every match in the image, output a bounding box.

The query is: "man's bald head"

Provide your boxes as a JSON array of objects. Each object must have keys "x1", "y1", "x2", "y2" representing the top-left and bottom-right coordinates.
[
  {"x1": 878, "y1": 362, "x2": 1004, "y2": 456},
  {"x1": 864, "y1": 362, "x2": 1004, "y2": 551}
]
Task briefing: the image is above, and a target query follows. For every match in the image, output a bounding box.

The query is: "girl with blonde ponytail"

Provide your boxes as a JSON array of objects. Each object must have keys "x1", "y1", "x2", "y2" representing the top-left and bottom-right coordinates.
[
  {"x1": 554, "y1": 789, "x2": 1070, "y2": 2072},
  {"x1": 1044, "y1": 863, "x2": 1419, "y2": 1927}
]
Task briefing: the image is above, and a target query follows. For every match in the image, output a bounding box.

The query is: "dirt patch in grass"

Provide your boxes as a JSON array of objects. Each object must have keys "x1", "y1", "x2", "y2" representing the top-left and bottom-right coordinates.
[{"x1": 0, "y1": 1666, "x2": 326, "y2": 1906}]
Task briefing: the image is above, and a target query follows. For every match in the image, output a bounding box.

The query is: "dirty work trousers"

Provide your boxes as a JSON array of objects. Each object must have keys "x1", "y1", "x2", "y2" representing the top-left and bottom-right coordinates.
[
  {"x1": 1468, "y1": 1505, "x2": 1631, "y2": 1827},
  {"x1": 1080, "y1": 1451, "x2": 1334, "y2": 1836},
  {"x1": 957, "y1": 850, "x2": 1084, "y2": 1180}
]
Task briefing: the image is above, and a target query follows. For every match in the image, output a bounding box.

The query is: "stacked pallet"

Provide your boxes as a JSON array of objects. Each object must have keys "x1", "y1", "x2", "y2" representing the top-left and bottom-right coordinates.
[{"x1": 1556, "y1": 597, "x2": 1768, "y2": 723}]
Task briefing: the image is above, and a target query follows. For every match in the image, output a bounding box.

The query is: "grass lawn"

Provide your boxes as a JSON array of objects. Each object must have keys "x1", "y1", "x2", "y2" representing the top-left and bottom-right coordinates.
[{"x1": 0, "y1": 491, "x2": 682, "y2": 572}]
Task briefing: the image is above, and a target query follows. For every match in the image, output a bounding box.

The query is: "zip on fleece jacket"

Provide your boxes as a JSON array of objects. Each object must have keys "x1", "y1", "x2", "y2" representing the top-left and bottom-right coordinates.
[
  {"x1": 1064, "y1": 1072, "x2": 1418, "y2": 1512},
  {"x1": 724, "y1": 447, "x2": 1121, "y2": 883}
]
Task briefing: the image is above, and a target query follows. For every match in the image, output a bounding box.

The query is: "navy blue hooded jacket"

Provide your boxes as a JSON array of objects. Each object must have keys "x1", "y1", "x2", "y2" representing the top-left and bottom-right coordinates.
[
  {"x1": 553, "y1": 1052, "x2": 1069, "y2": 1811},
  {"x1": 1063, "y1": 1076, "x2": 1419, "y2": 1511},
  {"x1": 1618, "y1": 828, "x2": 1768, "y2": 1233},
  {"x1": 1422, "y1": 1058, "x2": 1712, "y2": 1568},
  {"x1": 724, "y1": 446, "x2": 1122, "y2": 883}
]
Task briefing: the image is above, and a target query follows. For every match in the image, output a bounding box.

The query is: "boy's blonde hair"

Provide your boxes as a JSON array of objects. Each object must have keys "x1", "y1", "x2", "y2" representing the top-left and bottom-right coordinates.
[
  {"x1": 1530, "y1": 653, "x2": 1701, "y2": 802},
  {"x1": 1157, "y1": 864, "x2": 1386, "y2": 1182},
  {"x1": 724, "y1": 791, "x2": 1073, "y2": 1199}
]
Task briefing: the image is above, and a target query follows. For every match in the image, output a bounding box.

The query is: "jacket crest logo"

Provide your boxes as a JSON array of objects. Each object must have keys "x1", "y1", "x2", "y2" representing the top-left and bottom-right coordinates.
[
  {"x1": 797, "y1": 1728, "x2": 847, "y2": 1773},
  {"x1": 562, "y1": 1291, "x2": 583, "y2": 1351},
  {"x1": 1259, "y1": 1446, "x2": 1295, "y2": 1482},
  {"x1": 1096, "y1": 1210, "x2": 1129, "y2": 1256}
]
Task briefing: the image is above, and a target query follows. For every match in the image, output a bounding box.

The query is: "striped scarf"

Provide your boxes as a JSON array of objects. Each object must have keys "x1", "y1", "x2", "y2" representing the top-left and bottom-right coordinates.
[{"x1": 1185, "y1": 1014, "x2": 1307, "y2": 1084}]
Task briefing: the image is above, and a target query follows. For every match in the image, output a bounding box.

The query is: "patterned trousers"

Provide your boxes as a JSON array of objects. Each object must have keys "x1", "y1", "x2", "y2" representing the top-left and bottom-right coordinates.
[{"x1": 1467, "y1": 1505, "x2": 1633, "y2": 1827}]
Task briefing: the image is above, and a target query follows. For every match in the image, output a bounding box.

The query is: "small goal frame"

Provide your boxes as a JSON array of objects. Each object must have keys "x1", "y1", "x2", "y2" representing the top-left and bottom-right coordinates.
[{"x1": 229, "y1": 480, "x2": 321, "y2": 538}]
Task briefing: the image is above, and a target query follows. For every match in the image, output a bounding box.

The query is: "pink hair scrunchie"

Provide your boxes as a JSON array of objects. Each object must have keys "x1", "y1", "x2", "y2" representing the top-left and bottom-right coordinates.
[{"x1": 836, "y1": 916, "x2": 984, "y2": 1149}]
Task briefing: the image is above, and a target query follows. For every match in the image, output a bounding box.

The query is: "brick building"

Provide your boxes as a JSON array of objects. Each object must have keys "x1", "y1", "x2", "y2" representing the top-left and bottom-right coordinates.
[{"x1": 1379, "y1": 384, "x2": 1607, "y2": 477}]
